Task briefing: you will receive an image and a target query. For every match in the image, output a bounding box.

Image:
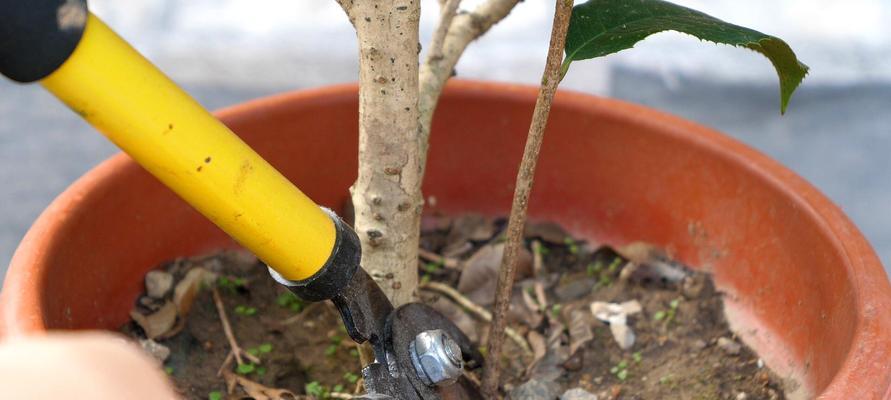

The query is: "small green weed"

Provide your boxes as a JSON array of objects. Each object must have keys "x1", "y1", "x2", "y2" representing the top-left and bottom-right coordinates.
[
  {"x1": 236, "y1": 363, "x2": 256, "y2": 375},
  {"x1": 344, "y1": 372, "x2": 360, "y2": 384},
  {"x1": 275, "y1": 292, "x2": 305, "y2": 313},
  {"x1": 234, "y1": 305, "x2": 257, "y2": 316},
  {"x1": 610, "y1": 359, "x2": 630, "y2": 381}
]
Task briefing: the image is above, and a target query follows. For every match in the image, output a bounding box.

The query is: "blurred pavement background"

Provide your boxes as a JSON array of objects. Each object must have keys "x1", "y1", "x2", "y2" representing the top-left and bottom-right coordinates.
[{"x1": 1, "y1": 0, "x2": 889, "y2": 278}]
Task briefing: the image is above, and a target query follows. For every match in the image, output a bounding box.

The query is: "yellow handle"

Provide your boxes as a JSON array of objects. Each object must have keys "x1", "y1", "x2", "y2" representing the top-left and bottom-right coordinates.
[{"x1": 41, "y1": 14, "x2": 335, "y2": 281}]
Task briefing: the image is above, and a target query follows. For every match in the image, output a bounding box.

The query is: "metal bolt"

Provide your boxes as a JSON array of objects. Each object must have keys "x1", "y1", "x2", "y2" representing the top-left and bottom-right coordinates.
[{"x1": 409, "y1": 329, "x2": 464, "y2": 387}]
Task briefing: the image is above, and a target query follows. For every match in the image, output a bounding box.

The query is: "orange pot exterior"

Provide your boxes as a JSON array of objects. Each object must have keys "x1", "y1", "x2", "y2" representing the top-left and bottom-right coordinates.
[{"x1": 1, "y1": 81, "x2": 888, "y2": 398}]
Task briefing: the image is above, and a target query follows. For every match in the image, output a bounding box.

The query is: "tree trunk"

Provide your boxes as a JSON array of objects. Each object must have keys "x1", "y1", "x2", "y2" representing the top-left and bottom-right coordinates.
[{"x1": 349, "y1": 0, "x2": 422, "y2": 306}]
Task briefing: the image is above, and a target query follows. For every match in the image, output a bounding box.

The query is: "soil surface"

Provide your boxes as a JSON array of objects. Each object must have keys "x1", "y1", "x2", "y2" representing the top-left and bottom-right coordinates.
[{"x1": 123, "y1": 214, "x2": 787, "y2": 400}]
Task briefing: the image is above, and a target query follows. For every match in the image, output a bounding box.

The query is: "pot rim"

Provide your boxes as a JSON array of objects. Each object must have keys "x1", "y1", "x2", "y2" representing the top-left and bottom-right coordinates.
[{"x1": 2, "y1": 79, "x2": 888, "y2": 398}]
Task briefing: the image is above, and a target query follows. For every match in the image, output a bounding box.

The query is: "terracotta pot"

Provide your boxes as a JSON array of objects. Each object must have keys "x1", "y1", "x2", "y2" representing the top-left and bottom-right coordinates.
[{"x1": 1, "y1": 80, "x2": 889, "y2": 398}]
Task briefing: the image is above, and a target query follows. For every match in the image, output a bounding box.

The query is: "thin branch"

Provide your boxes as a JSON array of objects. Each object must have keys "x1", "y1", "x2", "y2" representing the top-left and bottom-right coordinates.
[
  {"x1": 335, "y1": 0, "x2": 356, "y2": 26},
  {"x1": 277, "y1": 301, "x2": 331, "y2": 326},
  {"x1": 481, "y1": 0, "x2": 574, "y2": 397},
  {"x1": 531, "y1": 240, "x2": 548, "y2": 310},
  {"x1": 419, "y1": 281, "x2": 531, "y2": 356},
  {"x1": 418, "y1": 0, "x2": 522, "y2": 173},
  {"x1": 418, "y1": 248, "x2": 461, "y2": 269},
  {"x1": 221, "y1": 360, "x2": 299, "y2": 399},
  {"x1": 211, "y1": 287, "x2": 261, "y2": 367},
  {"x1": 429, "y1": 0, "x2": 461, "y2": 60}
]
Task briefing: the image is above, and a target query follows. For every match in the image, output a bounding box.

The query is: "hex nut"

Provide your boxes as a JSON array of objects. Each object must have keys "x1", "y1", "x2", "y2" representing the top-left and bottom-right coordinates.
[{"x1": 409, "y1": 329, "x2": 464, "y2": 387}]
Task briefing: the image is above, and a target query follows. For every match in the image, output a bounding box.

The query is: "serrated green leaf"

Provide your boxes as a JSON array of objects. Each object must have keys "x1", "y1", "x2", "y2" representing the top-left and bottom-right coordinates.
[{"x1": 564, "y1": 0, "x2": 808, "y2": 113}]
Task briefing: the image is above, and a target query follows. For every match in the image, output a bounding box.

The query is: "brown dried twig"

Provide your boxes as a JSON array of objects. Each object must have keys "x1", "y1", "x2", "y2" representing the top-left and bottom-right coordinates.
[
  {"x1": 278, "y1": 301, "x2": 332, "y2": 326},
  {"x1": 211, "y1": 287, "x2": 260, "y2": 370},
  {"x1": 221, "y1": 355, "x2": 298, "y2": 399},
  {"x1": 531, "y1": 240, "x2": 548, "y2": 310},
  {"x1": 481, "y1": 0, "x2": 574, "y2": 396},
  {"x1": 418, "y1": 248, "x2": 461, "y2": 269},
  {"x1": 419, "y1": 281, "x2": 531, "y2": 356}
]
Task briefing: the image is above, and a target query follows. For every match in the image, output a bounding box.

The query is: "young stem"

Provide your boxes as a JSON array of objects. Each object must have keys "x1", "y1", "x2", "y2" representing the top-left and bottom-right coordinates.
[
  {"x1": 418, "y1": 0, "x2": 521, "y2": 176},
  {"x1": 429, "y1": 0, "x2": 461, "y2": 59},
  {"x1": 481, "y1": 0, "x2": 573, "y2": 396},
  {"x1": 349, "y1": 0, "x2": 422, "y2": 306}
]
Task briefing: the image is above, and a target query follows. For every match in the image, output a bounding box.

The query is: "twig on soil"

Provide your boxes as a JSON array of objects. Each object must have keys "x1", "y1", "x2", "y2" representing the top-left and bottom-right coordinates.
[
  {"x1": 419, "y1": 281, "x2": 531, "y2": 355},
  {"x1": 221, "y1": 355, "x2": 297, "y2": 399},
  {"x1": 211, "y1": 287, "x2": 261, "y2": 368},
  {"x1": 278, "y1": 301, "x2": 332, "y2": 326},
  {"x1": 481, "y1": 0, "x2": 574, "y2": 397},
  {"x1": 531, "y1": 240, "x2": 548, "y2": 310},
  {"x1": 217, "y1": 351, "x2": 234, "y2": 377},
  {"x1": 531, "y1": 240, "x2": 544, "y2": 275},
  {"x1": 353, "y1": 378, "x2": 365, "y2": 395},
  {"x1": 418, "y1": 248, "x2": 461, "y2": 269}
]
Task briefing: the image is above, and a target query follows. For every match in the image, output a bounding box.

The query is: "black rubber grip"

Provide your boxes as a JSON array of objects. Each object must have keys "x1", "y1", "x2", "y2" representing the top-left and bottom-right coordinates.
[
  {"x1": 268, "y1": 209, "x2": 362, "y2": 302},
  {"x1": 0, "y1": 0, "x2": 88, "y2": 83}
]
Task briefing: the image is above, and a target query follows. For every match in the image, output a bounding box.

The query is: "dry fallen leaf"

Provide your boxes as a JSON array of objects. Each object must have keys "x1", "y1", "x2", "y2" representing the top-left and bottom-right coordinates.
[
  {"x1": 223, "y1": 368, "x2": 298, "y2": 400},
  {"x1": 568, "y1": 309, "x2": 595, "y2": 356},
  {"x1": 130, "y1": 301, "x2": 177, "y2": 339},
  {"x1": 421, "y1": 213, "x2": 453, "y2": 232},
  {"x1": 450, "y1": 214, "x2": 496, "y2": 242},
  {"x1": 173, "y1": 267, "x2": 218, "y2": 317},
  {"x1": 520, "y1": 287, "x2": 544, "y2": 327},
  {"x1": 525, "y1": 330, "x2": 548, "y2": 376},
  {"x1": 457, "y1": 243, "x2": 532, "y2": 306},
  {"x1": 524, "y1": 221, "x2": 570, "y2": 244},
  {"x1": 616, "y1": 242, "x2": 687, "y2": 284},
  {"x1": 425, "y1": 295, "x2": 481, "y2": 343},
  {"x1": 590, "y1": 300, "x2": 642, "y2": 350},
  {"x1": 441, "y1": 214, "x2": 496, "y2": 257}
]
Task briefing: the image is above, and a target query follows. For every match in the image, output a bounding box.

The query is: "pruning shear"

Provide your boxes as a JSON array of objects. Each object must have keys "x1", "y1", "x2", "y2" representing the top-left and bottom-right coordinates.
[{"x1": 1, "y1": 1, "x2": 483, "y2": 398}]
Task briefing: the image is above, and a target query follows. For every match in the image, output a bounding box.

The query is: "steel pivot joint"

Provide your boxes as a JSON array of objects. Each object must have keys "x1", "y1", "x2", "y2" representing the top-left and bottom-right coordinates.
[{"x1": 410, "y1": 329, "x2": 465, "y2": 387}]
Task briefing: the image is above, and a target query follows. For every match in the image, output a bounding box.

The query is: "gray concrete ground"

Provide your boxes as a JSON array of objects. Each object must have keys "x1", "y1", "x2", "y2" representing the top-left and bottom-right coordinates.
[{"x1": 1, "y1": 68, "x2": 889, "y2": 280}]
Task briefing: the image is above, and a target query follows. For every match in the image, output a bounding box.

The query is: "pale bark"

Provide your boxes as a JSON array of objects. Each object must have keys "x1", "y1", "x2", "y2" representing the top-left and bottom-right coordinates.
[
  {"x1": 481, "y1": 0, "x2": 573, "y2": 396},
  {"x1": 348, "y1": 0, "x2": 423, "y2": 306},
  {"x1": 418, "y1": 0, "x2": 521, "y2": 172},
  {"x1": 340, "y1": 0, "x2": 523, "y2": 305}
]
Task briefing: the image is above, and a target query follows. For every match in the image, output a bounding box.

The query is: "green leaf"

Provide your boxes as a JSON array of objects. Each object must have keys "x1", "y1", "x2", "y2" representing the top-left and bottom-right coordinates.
[
  {"x1": 617, "y1": 368, "x2": 629, "y2": 381},
  {"x1": 236, "y1": 363, "x2": 256, "y2": 375},
  {"x1": 564, "y1": 0, "x2": 808, "y2": 113},
  {"x1": 305, "y1": 381, "x2": 326, "y2": 398},
  {"x1": 208, "y1": 391, "x2": 223, "y2": 400},
  {"x1": 669, "y1": 298, "x2": 681, "y2": 310},
  {"x1": 344, "y1": 372, "x2": 360, "y2": 384},
  {"x1": 276, "y1": 292, "x2": 294, "y2": 306},
  {"x1": 258, "y1": 343, "x2": 273, "y2": 353}
]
